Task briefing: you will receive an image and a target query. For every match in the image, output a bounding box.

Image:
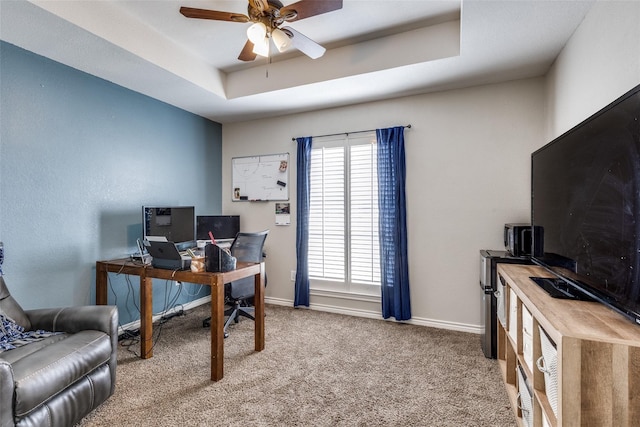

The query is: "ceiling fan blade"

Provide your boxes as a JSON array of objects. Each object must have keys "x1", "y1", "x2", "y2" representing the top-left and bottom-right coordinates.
[
  {"x1": 281, "y1": 26, "x2": 326, "y2": 59},
  {"x1": 238, "y1": 40, "x2": 258, "y2": 62},
  {"x1": 280, "y1": 0, "x2": 342, "y2": 22},
  {"x1": 179, "y1": 7, "x2": 249, "y2": 23}
]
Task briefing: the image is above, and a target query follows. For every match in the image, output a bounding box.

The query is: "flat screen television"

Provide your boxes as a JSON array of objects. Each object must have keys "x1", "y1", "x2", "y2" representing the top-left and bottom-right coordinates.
[
  {"x1": 196, "y1": 215, "x2": 240, "y2": 240},
  {"x1": 531, "y1": 83, "x2": 640, "y2": 325},
  {"x1": 142, "y1": 206, "x2": 195, "y2": 249}
]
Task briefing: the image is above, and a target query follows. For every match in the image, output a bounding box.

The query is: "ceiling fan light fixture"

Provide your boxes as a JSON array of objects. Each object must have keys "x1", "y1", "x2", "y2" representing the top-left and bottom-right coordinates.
[
  {"x1": 246, "y1": 22, "x2": 267, "y2": 44},
  {"x1": 252, "y1": 36, "x2": 270, "y2": 57},
  {"x1": 271, "y1": 28, "x2": 292, "y2": 52}
]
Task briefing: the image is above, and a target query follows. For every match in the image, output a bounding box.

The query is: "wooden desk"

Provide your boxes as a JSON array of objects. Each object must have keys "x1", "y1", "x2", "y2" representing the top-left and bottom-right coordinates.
[{"x1": 95, "y1": 259, "x2": 265, "y2": 381}]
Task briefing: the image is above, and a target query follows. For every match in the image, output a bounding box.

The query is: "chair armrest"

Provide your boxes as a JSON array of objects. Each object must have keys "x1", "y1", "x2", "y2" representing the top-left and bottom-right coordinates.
[
  {"x1": 0, "y1": 361, "x2": 15, "y2": 427},
  {"x1": 25, "y1": 306, "x2": 118, "y2": 336},
  {"x1": 26, "y1": 306, "x2": 119, "y2": 395}
]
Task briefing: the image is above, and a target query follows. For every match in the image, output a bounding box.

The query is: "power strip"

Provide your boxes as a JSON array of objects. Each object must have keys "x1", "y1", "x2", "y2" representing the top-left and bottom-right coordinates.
[
  {"x1": 118, "y1": 329, "x2": 140, "y2": 341},
  {"x1": 130, "y1": 253, "x2": 152, "y2": 265}
]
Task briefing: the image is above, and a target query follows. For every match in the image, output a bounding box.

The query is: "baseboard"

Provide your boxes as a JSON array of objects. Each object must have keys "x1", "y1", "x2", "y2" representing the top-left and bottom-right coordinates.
[
  {"x1": 118, "y1": 295, "x2": 211, "y2": 336},
  {"x1": 408, "y1": 316, "x2": 482, "y2": 335},
  {"x1": 118, "y1": 295, "x2": 481, "y2": 336},
  {"x1": 265, "y1": 296, "x2": 482, "y2": 335}
]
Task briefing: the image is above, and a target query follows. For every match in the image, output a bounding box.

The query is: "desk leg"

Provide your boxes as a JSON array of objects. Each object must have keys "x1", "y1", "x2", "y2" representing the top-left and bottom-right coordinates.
[
  {"x1": 96, "y1": 262, "x2": 108, "y2": 305},
  {"x1": 255, "y1": 262, "x2": 265, "y2": 352},
  {"x1": 210, "y1": 278, "x2": 224, "y2": 381},
  {"x1": 140, "y1": 276, "x2": 153, "y2": 359}
]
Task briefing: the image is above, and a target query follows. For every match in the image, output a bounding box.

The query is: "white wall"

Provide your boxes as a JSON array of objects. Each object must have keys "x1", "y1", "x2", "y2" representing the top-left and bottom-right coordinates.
[
  {"x1": 546, "y1": 1, "x2": 640, "y2": 139},
  {"x1": 221, "y1": 2, "x2": 640, "y2": 333},
  {"x1": 222, "y1": 78, "x2": 545, "y2": 332}
]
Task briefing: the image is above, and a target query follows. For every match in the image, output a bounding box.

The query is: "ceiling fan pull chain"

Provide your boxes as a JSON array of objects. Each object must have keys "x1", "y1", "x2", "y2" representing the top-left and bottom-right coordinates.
[{"x1": 265, "y1": 41, "x2": 270, "y2": 78}]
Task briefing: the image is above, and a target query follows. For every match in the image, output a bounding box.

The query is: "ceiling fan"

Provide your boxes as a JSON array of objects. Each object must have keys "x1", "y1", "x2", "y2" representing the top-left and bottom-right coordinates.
[{"x1": 180, "y1": 0, "x2": 343, "y2": 62}]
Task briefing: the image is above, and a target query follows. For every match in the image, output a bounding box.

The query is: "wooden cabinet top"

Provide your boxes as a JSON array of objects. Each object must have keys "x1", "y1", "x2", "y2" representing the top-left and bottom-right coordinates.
[{"x1": 497, "y1": 263, "x2": 640, "y2": 347}]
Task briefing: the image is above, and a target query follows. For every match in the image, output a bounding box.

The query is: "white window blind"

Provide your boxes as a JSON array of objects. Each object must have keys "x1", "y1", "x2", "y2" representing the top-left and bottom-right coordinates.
[
  {"x1": 349, "y1": 143, "x2": 380, "y2": 284},
  {"x1": 309, "y1": 145, "x2": 345, "y2": 280},
  {"x1": 308, "y1": 133, "x2": 380, "y2": 295}
]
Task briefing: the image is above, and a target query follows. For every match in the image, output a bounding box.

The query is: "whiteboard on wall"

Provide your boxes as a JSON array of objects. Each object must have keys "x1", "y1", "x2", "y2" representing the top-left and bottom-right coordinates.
[{"x1": 232, "y1": 153, "x2": 289, "y2": 201}]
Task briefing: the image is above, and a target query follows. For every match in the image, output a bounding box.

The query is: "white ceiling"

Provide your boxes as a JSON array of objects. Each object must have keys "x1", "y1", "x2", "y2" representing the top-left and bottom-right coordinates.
[{"x1": 0, "y1": 0, "x2": 594, "y2": 123}]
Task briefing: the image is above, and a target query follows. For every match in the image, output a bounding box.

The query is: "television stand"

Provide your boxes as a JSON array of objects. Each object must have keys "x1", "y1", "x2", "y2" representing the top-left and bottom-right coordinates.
[
  {"x1": 498, "y1": 264, "x2": 640, "y2": 426},
  {"x1": 529, "y1": 276, "x2": 594, "y2": 301}
]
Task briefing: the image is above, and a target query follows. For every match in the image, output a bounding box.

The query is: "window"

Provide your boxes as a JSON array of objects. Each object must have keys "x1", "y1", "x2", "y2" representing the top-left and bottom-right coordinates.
[{"x1": 308, "y1": 133, "x2": 380, "y2": 296}]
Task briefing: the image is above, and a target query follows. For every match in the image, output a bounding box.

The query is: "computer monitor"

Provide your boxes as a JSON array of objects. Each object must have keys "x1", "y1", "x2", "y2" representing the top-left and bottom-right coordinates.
[
  {"x1": 142, "y1": 206, "x2": 195, "y2": 247},
  {"x1": 196, "y1": 215, "x2": 240, "y2": 240}
]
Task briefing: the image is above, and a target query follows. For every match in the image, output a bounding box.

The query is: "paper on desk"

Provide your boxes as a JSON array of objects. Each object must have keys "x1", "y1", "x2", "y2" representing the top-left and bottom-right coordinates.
[{"x1": 145, "y1": 236, "x2": 169, "y2": 242}]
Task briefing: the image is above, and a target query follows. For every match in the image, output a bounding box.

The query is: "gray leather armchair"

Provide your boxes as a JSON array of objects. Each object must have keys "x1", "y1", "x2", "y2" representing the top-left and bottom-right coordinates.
[{"x1": 0, "y1": 276, "x2": 118, "y2": 427}]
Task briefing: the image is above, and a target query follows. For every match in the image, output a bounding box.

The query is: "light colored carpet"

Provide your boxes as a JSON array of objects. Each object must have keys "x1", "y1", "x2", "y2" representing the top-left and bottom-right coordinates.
[{"x1": 78, "y1": 304, "x2": 515, "y2": 426}]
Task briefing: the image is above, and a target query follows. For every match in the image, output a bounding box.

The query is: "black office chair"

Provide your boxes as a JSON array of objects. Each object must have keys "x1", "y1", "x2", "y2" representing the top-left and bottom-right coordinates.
[{"x1": 203, "y1": 230, "x2": 268, "y2": 337}]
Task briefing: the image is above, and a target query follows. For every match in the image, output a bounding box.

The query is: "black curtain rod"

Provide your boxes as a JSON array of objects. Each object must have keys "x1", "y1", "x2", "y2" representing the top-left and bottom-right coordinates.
[{"x1": 291, "y1": 124, "x2": 411, "y2": 141}]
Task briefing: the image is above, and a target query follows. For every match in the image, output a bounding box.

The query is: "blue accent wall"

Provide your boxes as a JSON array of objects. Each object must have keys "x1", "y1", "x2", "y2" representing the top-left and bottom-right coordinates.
[{"x1": 0, "y1": 41, "x2": 222, "y2": 324}]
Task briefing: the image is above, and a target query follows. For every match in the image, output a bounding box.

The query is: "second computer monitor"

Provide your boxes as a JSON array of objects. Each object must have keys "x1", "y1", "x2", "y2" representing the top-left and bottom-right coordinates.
[{"x1": 196, "y1": 215, "x2": 240, "y2": 241}]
